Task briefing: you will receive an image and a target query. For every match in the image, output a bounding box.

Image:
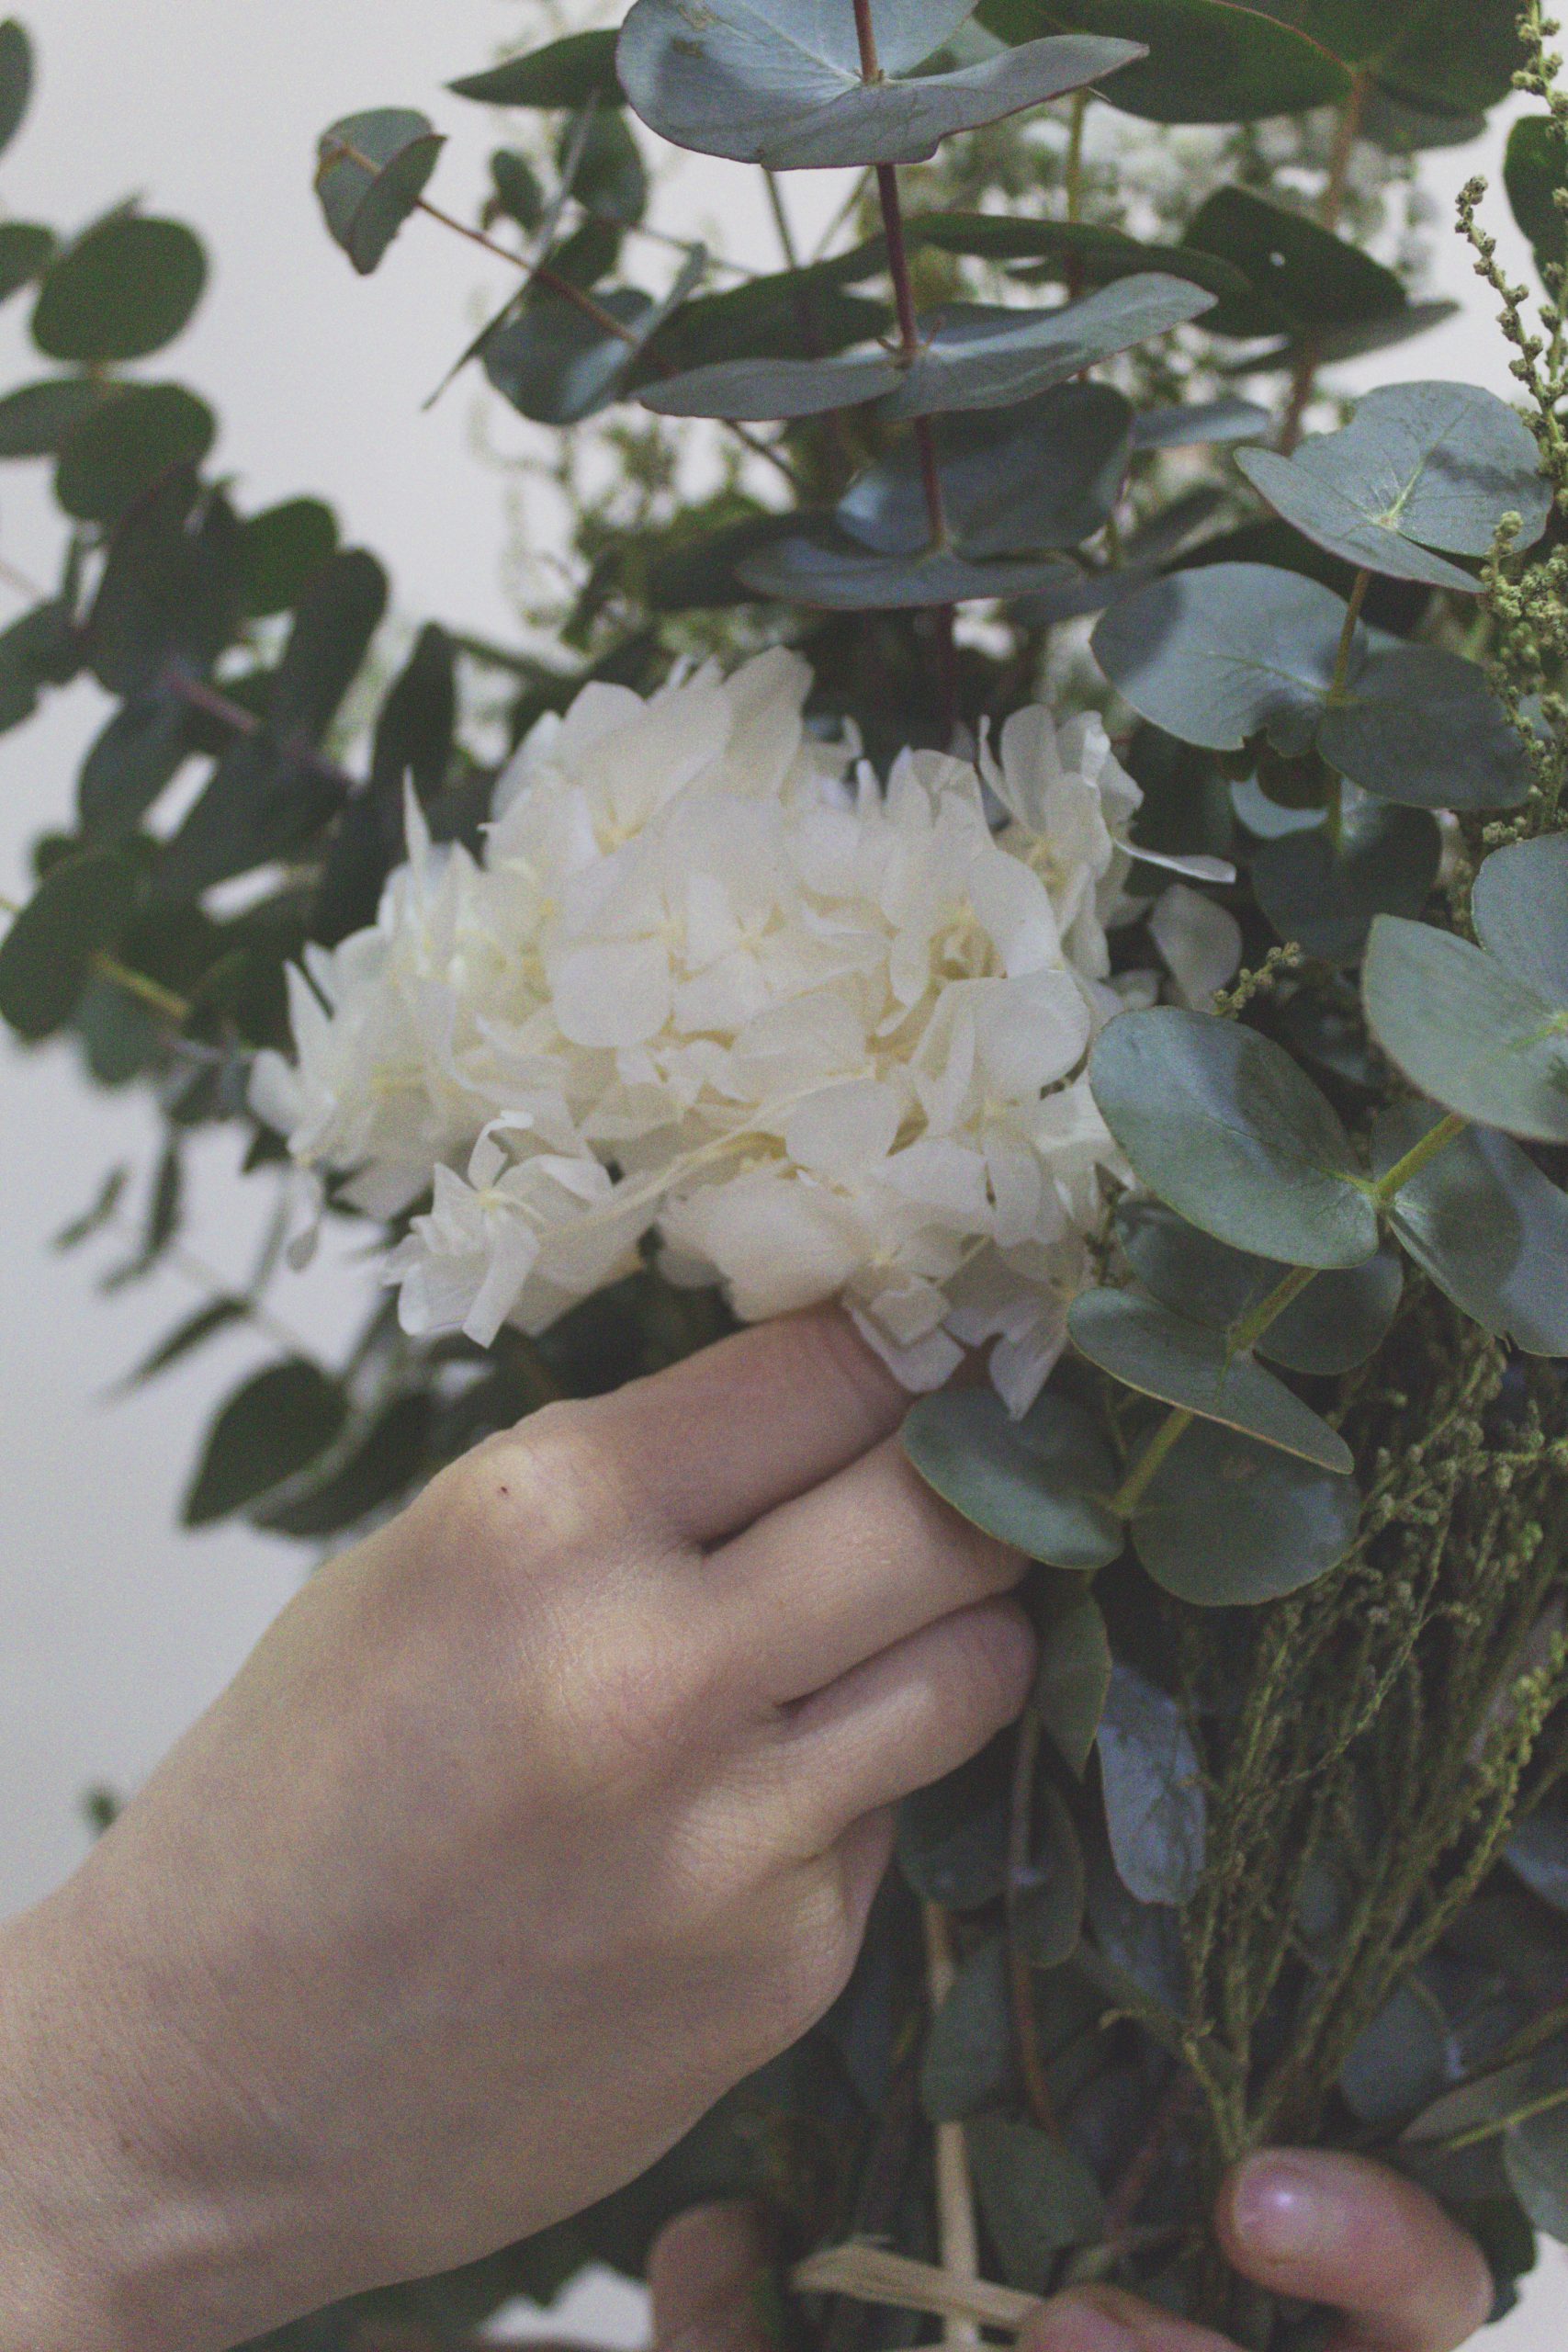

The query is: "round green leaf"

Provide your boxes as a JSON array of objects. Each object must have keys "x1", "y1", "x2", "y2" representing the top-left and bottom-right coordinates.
[
  {"x1": 1182, "y1": 187, "x2": 1406, "y2": 339},
  {"x1": 33, "y1": 212, "x2": 208, "y2": 363},
  {"x1": 1089, "y1": 1006, "x2": 1379, "y2": 1268},
  {"x1": 1237, "y1": 447, "x2": 1480, "y2": 594},
  {"x1": 54, "y1": 383, "x2": 217, "y2": 524},
  {"x1": 316, "y1": 109, "x2": 445, "y2": 277},
  {"x1": 240, "y1": 498, "x2": 340, "y2": 617},
  {"x1": 1363, "y1": 917, "x2": 1568, "y2": 1143},
  {"x1": 921, "y1": 1938, "x2": 1011, "y2": 2119},
  {"x1": 0, "y1": 221, "x2": 54, "y2": 305},
  {"x1": 883, "y1": 276, "x2": 1215, "y2": 419},
  {"x1": 1374, "y1": 1102, "x2": 1568, "y2": 1357},
  {"x1": 640, "y1": 346, "x2": 902, "y2": 421},
  {"x1": 0, "y1": 375, "x2": 110, "y2": 458},
  {"x1": 897, "y1": 1736, "x2": 1011, "y2": 1908},
  {"x1": 78, "y1": 695, "x2": 192, "y2": 841},
  {"x1": 1097, "y1": 1662, "x2": 1206, "y2": 1905},
  {"x1": 1317, "y1": 647, "x2": 1531, "y2": 813},
  {"x1": 1506, "y1": 114, "x2": 1565, "y2": 283},
  {"x1": 451, "y1": 30, "x2": 624, "y2": 109},
  {"x1": 617, "y1": 0, "x2": 1139, "y2": 170},
  {"x1": 1116, "y1": 1199, "x2": 1402, "y2": 1375},
  {"x1": 978, "y1": 0, "x2": 1348, "y2": 121},
  {"x1": 634, "y1": 265, "x2": 889, "y2": 383},
  {"x1": 1131, "y1": 1418, "x2": 1361, "y2": 1608},
  {"x1": 907, "y1": 209, "x2": 1252, "y2": 305},
  {"x1": 1252, "y1": 799, "x2": 1442, "y2": 963},
  {"x1": 0, "y1": 850, "x2": 140, "y2": 1040},
  {"x1": 1035, "y1": 1593, "x2": 1112, "y2": 1779},
  {"x1": 0, "y1": 18, "x2": 33, "y2": 158},
  {"x1": 735, "y1": 534, "x2": 1076, "y2": 609},
  {"x1": 1472, "y1": 833, "x2": 1568, "y2": 1008},
  {"x1": 1247, "y1": 381, "x2": 1550, "y2": 569},
  {"x1": 1092, "y1": 563, "x2": 1350, "y2": 755},
  {"x1": 184, "y1": 1361, "x2": 350, "y2": 1528},
  {"x1": 1070, "y1": 1288, "x2": 1352, "y2": 1471},
  {"x1": 840, "y1": 383, "x2": 1133, "y2": 559},
  {"x1": 967, "y1": 2116, "x2": 1106, "y2": 2289},
  {"x1": 565, "y1": 109, "x2": 648, "y2": 228},
  {"x1": 901, "y1": 1386, "x2": 1123, "y2": 1571},
  {"x1": 1132, "y1": 397, "x2": 1270, "y2": 450},
  {"x1": 1507, "y1": 2096, "x2": 1568, "y2": 2243}
]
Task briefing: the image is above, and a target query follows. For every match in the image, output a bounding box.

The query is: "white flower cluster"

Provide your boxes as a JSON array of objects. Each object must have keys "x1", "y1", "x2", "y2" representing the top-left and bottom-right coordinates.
[{"x1": 253, "y1": 651, "x2": 1235, "y2": 1412}]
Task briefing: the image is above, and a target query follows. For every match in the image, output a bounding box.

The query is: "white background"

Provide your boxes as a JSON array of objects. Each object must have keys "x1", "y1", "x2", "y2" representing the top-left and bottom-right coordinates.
[{"x1": 0, "y1": 3, "x2": 1563, "y2": 2339}]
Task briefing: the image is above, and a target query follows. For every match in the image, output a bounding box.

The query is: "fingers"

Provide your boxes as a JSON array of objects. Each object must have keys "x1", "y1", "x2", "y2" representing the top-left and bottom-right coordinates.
[
  {"x1": 711, "y1": 1435, "x2": 1027, "y2": 1702},
  {"x1": 586, "y1": 1307, "x2": 909, "y2": 1545},
  {"x1": 771, "y1": 1598, "x2": 1036, "y2": 1850},
  {"x1": 1217, "y1": 2151, "x2": 1495, "y2": 2352},
  {"x1": 1022, "y1": 2286, "x2": 1236, "y2": 2351},
  {"x1": 649, "y1": 2202, "x2": 773, "y2": 2352}
]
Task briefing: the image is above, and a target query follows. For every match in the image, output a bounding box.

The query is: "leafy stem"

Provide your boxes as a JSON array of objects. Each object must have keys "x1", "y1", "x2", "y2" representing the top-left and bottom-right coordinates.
[{"x1": 0, "y1": 889, "x2": 192, "y2": 1025}]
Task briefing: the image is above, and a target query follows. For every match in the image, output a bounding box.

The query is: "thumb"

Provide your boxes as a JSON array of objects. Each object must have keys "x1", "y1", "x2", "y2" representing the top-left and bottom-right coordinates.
[{"x1": 649, "y1": 2202, "x2": 775, "y2": 2352}]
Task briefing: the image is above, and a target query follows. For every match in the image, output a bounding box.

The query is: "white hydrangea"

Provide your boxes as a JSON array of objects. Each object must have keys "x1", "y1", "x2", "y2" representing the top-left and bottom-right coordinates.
[{"x1": 252, "y1": 650, "x2": 1233, "y2": 1413}]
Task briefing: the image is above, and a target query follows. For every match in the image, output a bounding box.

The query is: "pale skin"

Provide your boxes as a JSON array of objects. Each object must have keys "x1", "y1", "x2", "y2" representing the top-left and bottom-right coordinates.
[{"x1": 0, "y1": 1310, "x2": 1495, "y2": 2352}]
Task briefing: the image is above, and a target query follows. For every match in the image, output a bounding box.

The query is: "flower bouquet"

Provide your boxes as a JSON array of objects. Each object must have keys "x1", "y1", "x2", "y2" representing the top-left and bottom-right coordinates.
[{"x1": 5, "y1": 2, "x2": 1568, "y2": 2346}]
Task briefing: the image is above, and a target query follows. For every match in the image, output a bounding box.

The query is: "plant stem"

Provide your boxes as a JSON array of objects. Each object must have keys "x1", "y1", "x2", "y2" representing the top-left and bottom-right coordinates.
[
  {"x1": 1330, "y1": 567, "x2": 1371, "y2": 696},
  {"x1": 1111, "y1": 1408, "x2": 1195, "y2": 1518},
  {"x1": 1279, "y1": 71, "x2": 1370, "y2": 453},
  {"x1": 0, "y1": 890, "x2": 194, "y2": 1025},
  {"x1": 923, "y1": 1904, "x2": 983, "y2": 2352},
  {"x1": 1371, "y1": 1109, "x2": 1467, "y2": 1204},
  {"x1": 1006, "y1": 1705, "x2": 1060, "y2": 2134},
  {"x1": 166, "y1": 669, "x2": 355, "y2": 797},
  {"x1": 764, "y1": 169, "x2": 802, "y2": 271},
  {"x1": 1066, "y1": 90, "x2": 1089, "y2": 225}
]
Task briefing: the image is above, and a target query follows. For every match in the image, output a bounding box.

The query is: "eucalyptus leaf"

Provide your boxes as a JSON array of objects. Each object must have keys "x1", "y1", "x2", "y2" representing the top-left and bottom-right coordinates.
[
  {"x1": 1182, "y1": 187, "x2": 1406, "y2": 340},
  {"x1": 1506, "y1": 114, "x2": 1566, "y2": 283},
  {"x1": 1071, "y1": 1288, "x2": 1352, "y2": 1471},
  {"x1": 1132, "y1": 397, "x2": 1270, "y2": 449},
  {"x1": 1507, "y1": 2103, "x2": 1568, "y2": 2243},
  {"x1": 884, "y1": 276, "x2": 1216, "y2": 418},
  {"x1": 1098, "y1": 1662, "x2": 1206, "y2": 1906},
  {"x1": 1130, "y1": 1418, "x2": 1361, "y2": 1608},
  {"x1": 902, "y1": 1385, "x2": 1123, "y2": 1570},
  {"x1": 966, "y1": 2115, "x2": 1105, "y2": 2289},
  {"x1": 184, "y1": 1361, "x2": 350, "y2": 1528},
  {"x1": 0, "y1": 375, "x2": 111, "y2": 458},
  {"x1": 1507, "y1": 1799, "x2": 1568, "y2": 1917},
  {"x1": 633, "y1": 266, "x2": 889, "y2": 383},
  {"x1": 1363, "y1": 919, "x2": 1568, "y2": 1143},
  {"x1": 1115, "y1": 1199, "x2": 1403, "y2": 1375},
  {"x1": 450, "y1": 31, "x2": 623, "y2": 109},
  {"x1": 0, "y1": 17, "x2": 31, "y2": 157},
  {"x1": 86, "y1": 469, "x2": 243, "y2": 696},
  {"x1": 239, "y1": 498, "x2": 339, "y2": 617},
  {"x1": 1316, "y1": 647, "x2": 1530, "y2": 813},
  {"x1": 54, "y1": 383, "x2": 217, "y2": 525},
  {"x1": 978, "y1": 0, "x2": 1348, "y2": 122},
  {"x1": 736, "y1": 533, "x2": 1076, "y2": 609},
  {"x1": 566, "y1": 109, "x2": 649, "y2": 229},
  {"x1": 78, "y1": 695, "x2": 192, "y2": 840},
  {"x1": 1092, "y1": 563, "x2": 1350, "y2": 756},
  {"x1": 1089, "y1": 1006, "x2": 1380, "y2": 1268},
  {"x1": 316, "y1": 109, "x2": 445, "y2": 277},
  {"x1": 1036, "y1": 1594, "x2": 1112, "y2": 1779},
  {"x1": 897, "y1": 1735, "x2": 1011, "y2": 1909},
  {"x1": 1373, "y1": 1102, "x2": 1568, "y2": 1357},
  {"x1": 491, "y1": 288, "x2": 658, "y2": 425},
  {"x1": 1252, "y1": 799, "x2": 1442, "y2": 962},
  {"x1": 839, "y1": 383, "x2": 1133, "y2": 559},
  {"x1": 1472, "y1": 834, "x2": 1568, "y2": 1007},
  {"x1": 1341, "y1": 1980, "x2": 1453, "y2": 2129},
  {"x1": 921, "y1": 1938, "x2": 1012, "y2": 2120},
  {"x1": 269, "y1": 548, "x2": 389, "y2": 747},
  {"x1": 0, "y1": 850, "x2": 140, "y2": 1041},
  {"x1": 32, "y1": 210, "x2": 208, "y2": 363},
  {"x1": 1241, "y1": 382, "x2": 1549, "y2": 577},
  {"x1": 0, "y1": 599, "x2": 78, "y2": 736},
  {"x1": 0, "y1": 222, "x2": 54, "y2": 305},
  {"x1": 257, "y1": 1394, "x2": 433, "y2": 1539},
  {"x1": 908, "y1": 210, "x2": 1251, "y2": 304},
  {"x1": 617, "y1": 0, "x2": 1140, "y2": 170},
  {"x1": 1013, "y1": 1781, "x2": 1086, "y2": 1968},
  {"x1": 639, "y1": 345, "x2": 901, "y2": 420}
]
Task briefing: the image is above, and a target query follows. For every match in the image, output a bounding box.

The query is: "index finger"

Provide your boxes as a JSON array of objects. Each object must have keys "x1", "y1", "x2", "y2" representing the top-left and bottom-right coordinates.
[
  {"x1": 1217, "y1": 2151, "x2": 1495, "y2": 2352},
  {"x1": 581, "y1": 1306, "x2": 910, "y2": 1544}
]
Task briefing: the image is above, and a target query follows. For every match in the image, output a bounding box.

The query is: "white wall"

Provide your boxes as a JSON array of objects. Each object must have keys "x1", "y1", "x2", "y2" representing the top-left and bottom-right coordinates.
[{"x1": 0, "y1": 4, "x2": 1564, "y2": 2337}]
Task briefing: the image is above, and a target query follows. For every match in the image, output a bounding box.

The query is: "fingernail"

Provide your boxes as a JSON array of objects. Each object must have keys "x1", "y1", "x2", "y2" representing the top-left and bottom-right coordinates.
[
  {"x1": 1026, "y1": 2295, "x2": 1139, "y2": 2352},
  {"x1": 1228, "y1": 2152, "x2": 1337, "y2": 2263}
]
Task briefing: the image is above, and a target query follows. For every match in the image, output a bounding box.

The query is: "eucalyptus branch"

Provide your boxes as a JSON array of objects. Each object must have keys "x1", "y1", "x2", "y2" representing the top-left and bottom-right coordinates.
[{"x1": 1279, "y1": 71, "x2": 1371, "y2": 453}]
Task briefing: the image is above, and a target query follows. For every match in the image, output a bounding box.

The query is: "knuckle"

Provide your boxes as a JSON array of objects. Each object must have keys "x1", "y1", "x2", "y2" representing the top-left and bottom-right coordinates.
[
  {"x1": 750, "y1": 1874, "x2": 861, "y2": 2053},
  {"x1": 435, "y1": 1400, "x2": 629, "y2": 1571}
]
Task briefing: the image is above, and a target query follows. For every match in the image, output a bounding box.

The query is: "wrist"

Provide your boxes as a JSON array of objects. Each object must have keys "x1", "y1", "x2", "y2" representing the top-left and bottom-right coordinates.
[{"x1": 0, "y1": 1874, "x2": 265, "y2": 2352}]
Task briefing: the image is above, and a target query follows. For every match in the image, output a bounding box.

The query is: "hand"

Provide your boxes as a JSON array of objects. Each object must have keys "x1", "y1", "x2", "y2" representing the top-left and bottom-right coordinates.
[
  {"x1": 1030, "y1": 2151, "x2": 1495, "y2": 2352},
  {"x1": 0, "y1": 1310, "x2": 1034, "y2": 2352},
  {"x1": 649, "y1": 2155, "x2": 1496, "y2": 2352}
]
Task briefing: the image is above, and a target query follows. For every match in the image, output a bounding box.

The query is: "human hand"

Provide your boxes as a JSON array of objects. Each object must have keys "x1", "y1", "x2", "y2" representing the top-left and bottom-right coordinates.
[
  {"x1": 646, "y1": 2154, "x2": 1495, "y2": 2352},
  {"x1": 0, "y1": 1310, "x2": 1034, "y2": 2352}
]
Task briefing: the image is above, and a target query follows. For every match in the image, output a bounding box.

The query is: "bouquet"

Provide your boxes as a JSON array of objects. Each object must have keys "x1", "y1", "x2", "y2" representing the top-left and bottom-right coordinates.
[{"x1": 4, "y1": 2, "x2": 1568, "y2": 2345}]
